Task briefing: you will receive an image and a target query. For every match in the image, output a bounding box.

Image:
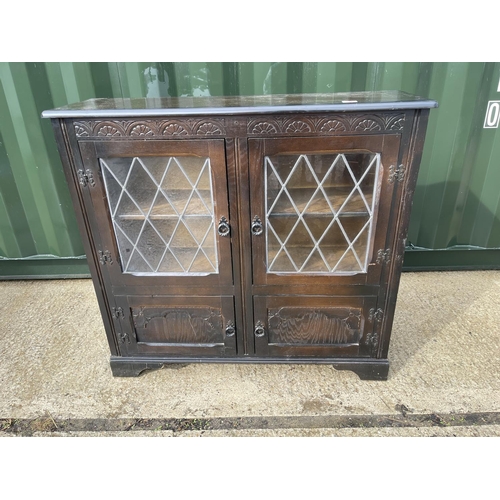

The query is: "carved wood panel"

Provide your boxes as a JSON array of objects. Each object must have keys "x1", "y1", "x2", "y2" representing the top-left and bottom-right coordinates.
[
  {"x1": 247, "y1": 113, "x2": 405, "y2": 136},
  {"x1": 73, "y1": 113, "x2": 405, "y2": 141},
  {"x1": 73, "y1": 118, "x2": 226, "y2": 139},
  {"x1": 268, "y1": 307, "x2": 362, "y2": 344},
  {"x1": 132, "y1": 306, "x2": 224, "y2": 344}
]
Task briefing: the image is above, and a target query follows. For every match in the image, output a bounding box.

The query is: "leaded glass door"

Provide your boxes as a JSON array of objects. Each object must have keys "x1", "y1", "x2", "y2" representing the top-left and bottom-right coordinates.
[
  {"x1": 79, "y1": 139, "x2": 233, "y2": 288},
  {"x1": 248, "y1": 135, "x2": 401, "y2": 286}
]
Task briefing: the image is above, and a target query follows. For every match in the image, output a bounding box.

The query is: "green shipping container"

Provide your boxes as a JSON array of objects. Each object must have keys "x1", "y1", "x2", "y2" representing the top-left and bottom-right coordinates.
[{"x1": 0, "y1": 62, "x2": 499, "y2": 278}]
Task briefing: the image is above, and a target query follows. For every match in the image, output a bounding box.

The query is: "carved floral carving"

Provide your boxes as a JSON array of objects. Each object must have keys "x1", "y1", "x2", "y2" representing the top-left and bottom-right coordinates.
[
  {"x1": 247, "y1": 113, "x2": 405, "y2": 136},
  {"x1": 97, "y1": 124, "x2": 122, "y2": 136},
  {"x1": 195, "y1": 122, "x2": 223, "y2": 135},
  {"x1": 319, "y1": 119, "x2": 347, "y2": 133},
  {"x1": 74, "y1": 119, "x2": 226, "y2": 138},
  {"x1": 251, "y1": 122, "x2": 278, "y2": 134},
  {"x1": 285, "y1": 120, "x2": 312, "y2": 133},
  {"x1": 387, "y1": 116, "x2": 405, "y2": 131},
  {"x1": 74, "y1": 113, "x2": 404, "y2": 139},
  {"x1": 74, "y1": 125, "x2": 89, "y2": 137},
  {"x1": 129, "y1": 124, "x2": 154, "y2": 136},
  {"x1": 353, "y1": 118, "x2": 383, "y2": 132},
  {"x1": 161, "y1": 123, "x2": 188, "y2": 136}
]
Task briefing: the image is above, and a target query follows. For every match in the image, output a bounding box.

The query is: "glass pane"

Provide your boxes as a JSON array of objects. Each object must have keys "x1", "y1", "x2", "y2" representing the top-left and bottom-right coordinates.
[
  {"x1": 100, "y1": 155, "x2": 218, "y2": 275},
  {"x1": 265, "y1": 151, "x2": 379, "y2": 275}
]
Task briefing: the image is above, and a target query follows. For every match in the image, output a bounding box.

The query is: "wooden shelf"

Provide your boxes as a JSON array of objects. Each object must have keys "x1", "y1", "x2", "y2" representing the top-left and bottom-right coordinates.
[
  {"x1": 114, "y1": 189, "x2": 213, "y2": 218},
  {"x1": 267, "y1": 245, "x2": 365, "y2": 273},
  {"x1": 117, "y1": 214, "x2": 212, "y2": 220},
  {"x1": 124, "y1": 245, "x2": 217, "y2": 274},
  {"x1": 268, "y1": 187, "x2": 373, "y2": 216}
]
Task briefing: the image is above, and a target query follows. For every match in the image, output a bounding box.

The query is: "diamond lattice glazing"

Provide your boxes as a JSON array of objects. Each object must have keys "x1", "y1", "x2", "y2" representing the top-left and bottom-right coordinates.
[
  {"x1": 265, "y1": 152, "x2": 380, "y2": 274},
  {"x1": 100, "y1": 156, "x2": 218, "y2": 275}
]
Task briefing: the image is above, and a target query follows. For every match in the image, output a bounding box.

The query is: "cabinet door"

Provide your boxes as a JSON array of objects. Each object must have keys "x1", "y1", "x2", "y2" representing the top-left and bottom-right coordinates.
[
  {"x1": 79, "y1": 139, "x2": 232, "y2": 288},
  {"x1": 114, "y1": 295, "x2": 236, "y2": 357},
  {"x1": 248, "y1": 135, "x2": 400, "y2": 287},
  {"x1": 253, "y1": 296, "x2": 378, "y2": 358}
]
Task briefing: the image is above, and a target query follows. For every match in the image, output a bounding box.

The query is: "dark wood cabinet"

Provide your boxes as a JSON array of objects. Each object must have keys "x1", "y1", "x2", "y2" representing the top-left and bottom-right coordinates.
[{"x1": 43, "y1": 92, "x2": 437, "y2": 379}]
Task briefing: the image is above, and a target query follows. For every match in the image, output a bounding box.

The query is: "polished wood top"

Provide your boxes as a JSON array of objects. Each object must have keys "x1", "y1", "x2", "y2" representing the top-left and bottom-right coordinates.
[{"x1": 42, "y1": 91, "x2": 438, "y2": 118}]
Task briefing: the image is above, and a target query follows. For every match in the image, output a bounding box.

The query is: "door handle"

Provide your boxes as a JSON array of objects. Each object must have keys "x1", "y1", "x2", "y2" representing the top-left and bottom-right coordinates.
[
  {"x1": 225, "y1": 320, "x2": 236, "y2": 337},
  {"x1": 254, "y1": 321, "x2": 265, "y2": 337},
  {"x1": 251, "y1": 216, "x2": 263, "y2": 236},
  {"x1": 218, "y1": 216, "x2": 230, "y2": 237}
]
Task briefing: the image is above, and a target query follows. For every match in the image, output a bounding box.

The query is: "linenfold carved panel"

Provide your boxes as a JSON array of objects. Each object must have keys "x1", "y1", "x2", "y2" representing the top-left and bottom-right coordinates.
[
  {"x1": 267, "y1": 307, "x2": 362, "y2": 345},
  {"x1": 248, "y1": 114, "x2": 405, "y2": 136},
  {"x1": 73, "y1": 118, "x2": 226, "y2": 138}
]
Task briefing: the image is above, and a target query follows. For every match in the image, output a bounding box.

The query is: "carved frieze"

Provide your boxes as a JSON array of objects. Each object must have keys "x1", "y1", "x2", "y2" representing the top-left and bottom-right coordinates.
[
  {"x1": 74, "y1": 113, "x2": 404, "y2": 139},
  {"x1": 247, "y1": 113, "x2": 405, "y2": 136},
  {"x1": 73, "y1": 118, "x2": 226, "y2": 139}
]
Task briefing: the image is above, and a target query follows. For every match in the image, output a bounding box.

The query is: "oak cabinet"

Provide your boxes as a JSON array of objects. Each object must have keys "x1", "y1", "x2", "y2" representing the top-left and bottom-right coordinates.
[{"x1": 43, "y1": 91, "x2": 437, "y2": 379}]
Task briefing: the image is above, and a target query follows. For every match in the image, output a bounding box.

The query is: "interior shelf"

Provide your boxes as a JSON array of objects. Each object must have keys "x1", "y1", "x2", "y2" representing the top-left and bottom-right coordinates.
[
  {"x1": 267, "y1": 245, "x2": 367, "y2": 273},
  {"x1": 117, "y1": 214, "x2": 213, "y2": 220},
  {"x1": 267, "y1": 187, "x2": 373, "y2": 216},
  {"x1": 112, "y1": 189, "x2": 213, "y2": 218}
]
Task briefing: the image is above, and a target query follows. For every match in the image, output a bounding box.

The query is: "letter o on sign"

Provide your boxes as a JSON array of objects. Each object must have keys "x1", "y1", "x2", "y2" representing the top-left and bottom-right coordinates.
[{"x1": 484, "y1": 101, "x2": 500, "y2": 128}]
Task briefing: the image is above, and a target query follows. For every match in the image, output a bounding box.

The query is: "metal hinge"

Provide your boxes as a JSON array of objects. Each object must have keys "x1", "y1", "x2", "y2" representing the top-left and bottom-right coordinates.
[
  {"x1": 376, "y1": 248, "x2": 391, "y2": 265},
  {"x1": 388, "y1": 164, "x2": 405, "y2": 183},
  {"x1": 111, "y1": 307, "x2": 124, "y2": 319},
  {"x1": 365, "y1": 331, "x2": 379, "y2": 349},
  {"x1": 98, "y1": 250, "x2": 113, "y2": 265},
  {"x1": 369, "y1": 308, "x2": 384, "y2": 323},
  {"x1": 77, "y1": 168, "x2": 95, "y2": 188},
  {"x1": 117, "y1": 332, "x2": 130, "y2": 344},
  {"x1": 367, "y1": 309, "x2": 383, "y2": 352}
]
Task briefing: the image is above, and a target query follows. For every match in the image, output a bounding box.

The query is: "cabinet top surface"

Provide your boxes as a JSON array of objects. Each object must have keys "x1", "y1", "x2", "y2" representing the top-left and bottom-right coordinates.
[{"x1": 42, "y1": 91, "x2": 438, "y2": 118}]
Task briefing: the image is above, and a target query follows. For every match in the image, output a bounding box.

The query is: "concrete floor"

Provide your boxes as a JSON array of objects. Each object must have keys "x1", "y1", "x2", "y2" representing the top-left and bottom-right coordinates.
[{"x1": 0, "y1": 270, "x2": 499, "y2": 436}]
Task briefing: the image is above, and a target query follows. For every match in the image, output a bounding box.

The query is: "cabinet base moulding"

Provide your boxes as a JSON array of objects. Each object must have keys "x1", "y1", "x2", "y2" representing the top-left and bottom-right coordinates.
[{"x1": 109, "y1": 355, "x2": 390, "y2": 380}]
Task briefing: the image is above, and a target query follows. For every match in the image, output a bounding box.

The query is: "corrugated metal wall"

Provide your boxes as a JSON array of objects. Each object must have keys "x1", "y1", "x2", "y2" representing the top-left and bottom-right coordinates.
[{"x1": 1, "y1": 62, "x2": 499, "y2": 277}]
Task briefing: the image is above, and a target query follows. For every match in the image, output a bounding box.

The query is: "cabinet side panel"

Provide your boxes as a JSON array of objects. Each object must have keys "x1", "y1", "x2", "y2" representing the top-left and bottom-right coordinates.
[
  {"x1": 378, "y1": 110, "x2": 431, "y2": 359},
  {"x1": 51, "y1": 119, "x2": 119, "y2": 356}
]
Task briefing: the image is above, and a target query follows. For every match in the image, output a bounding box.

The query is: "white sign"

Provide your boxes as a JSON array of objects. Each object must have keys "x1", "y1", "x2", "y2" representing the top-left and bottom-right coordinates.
[{"x1": 484, "y1": 101, "x2": 500, "y2": 128}]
